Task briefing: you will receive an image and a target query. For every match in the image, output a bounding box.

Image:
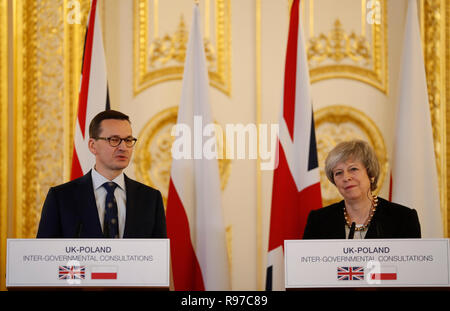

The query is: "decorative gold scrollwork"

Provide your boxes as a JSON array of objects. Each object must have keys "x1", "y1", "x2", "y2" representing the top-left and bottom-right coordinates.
[
  {"x1": 307, "y1": 0, "x2": 388, "y2": 94},
  {"x1": 134, "y1": 0, "x2": 231, "y2": 96},
  {"x1": 308, "y1": 19, "x2": 371, "y2": 65}
]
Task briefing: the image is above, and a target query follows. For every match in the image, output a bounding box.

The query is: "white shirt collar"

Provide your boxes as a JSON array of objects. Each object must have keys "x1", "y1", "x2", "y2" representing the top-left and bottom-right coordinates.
[{"x1": 91, "y1": 167, "x2": 125, "y2": 191}]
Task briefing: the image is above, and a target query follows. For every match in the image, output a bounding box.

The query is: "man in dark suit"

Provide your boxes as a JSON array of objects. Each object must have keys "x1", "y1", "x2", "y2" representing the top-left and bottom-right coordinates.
[{"x1": 37, "y1": 110, "x2": 167, "y2": 238}]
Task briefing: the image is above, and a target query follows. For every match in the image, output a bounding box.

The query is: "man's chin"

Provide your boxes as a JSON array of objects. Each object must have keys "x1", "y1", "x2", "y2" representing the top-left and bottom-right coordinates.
[{"x1": 111, "y1": 161, "x2": 129, "y2": 171}]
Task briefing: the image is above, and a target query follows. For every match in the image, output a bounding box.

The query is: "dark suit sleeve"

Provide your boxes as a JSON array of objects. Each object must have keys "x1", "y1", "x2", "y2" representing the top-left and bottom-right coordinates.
[
  {"x1": 302, "y1": 210, "x2": 317, "y2": 239},
  {"x1": 403, "y1": 209, "x2": 421, "y2": 238},
  {"x1": 36, "y1": 187, "x2": 62, "y2": 238},
  {"x1": 152, "y1": 190, "x2": 167, "y2": 238}
]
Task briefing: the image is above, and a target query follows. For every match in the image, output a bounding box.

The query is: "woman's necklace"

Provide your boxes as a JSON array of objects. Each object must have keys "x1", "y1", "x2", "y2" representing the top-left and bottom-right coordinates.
[{"x1": 343, "y1": 196, "x2": 378, "y2": 231}]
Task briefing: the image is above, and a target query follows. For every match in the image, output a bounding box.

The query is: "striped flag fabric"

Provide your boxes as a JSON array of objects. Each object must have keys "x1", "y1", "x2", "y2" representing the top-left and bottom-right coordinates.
[
  {"x1": 370, "y1": 266, "x2": 397, "y2": 281},
  {"x1": 166, "y1": 4, "x2": 230, "y2": 291},
  {"x1": 91, "y1": 266, "x2": 118, "y2": 280},
  {"x1": 266, "y1": 0, "x2": 322, "y2": 291},
  {"x1": 390, "y1": 0, "x2": 443, "y2": 237},
  {"x1": 71, "y1": 0, "x2": 110, "y2": 180},
  {"x1": 58, "y1": 265, "x2": 86, "y2": 280}
]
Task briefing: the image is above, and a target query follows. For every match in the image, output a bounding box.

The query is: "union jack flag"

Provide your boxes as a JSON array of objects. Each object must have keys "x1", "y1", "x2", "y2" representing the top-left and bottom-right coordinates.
[
  {"x1": 58, "y1": 266, "x2": 86, "y2": 280},
  {"x1": 337, "y1": 266, "x2": 364, "y2": 281}
]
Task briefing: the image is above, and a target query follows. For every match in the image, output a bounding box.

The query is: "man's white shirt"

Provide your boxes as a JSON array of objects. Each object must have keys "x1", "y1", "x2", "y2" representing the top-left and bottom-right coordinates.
[{"x1": 91, "y1": 168, "x2": 127, "y2": 238}]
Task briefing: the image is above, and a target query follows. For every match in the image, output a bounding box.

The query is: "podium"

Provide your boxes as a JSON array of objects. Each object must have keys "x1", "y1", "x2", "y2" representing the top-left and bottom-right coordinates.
[
  {"x1": 285, "y1": 239, "x2": 450, "y2": 289},
  {"x1": 6, "y1": 239, "x2": 170, "y2": 290}
]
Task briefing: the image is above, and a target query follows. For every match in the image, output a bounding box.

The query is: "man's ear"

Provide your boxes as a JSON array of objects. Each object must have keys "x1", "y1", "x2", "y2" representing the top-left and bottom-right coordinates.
[{"x1": 88, "y1": 138, "x2": 97, "y2": 155}]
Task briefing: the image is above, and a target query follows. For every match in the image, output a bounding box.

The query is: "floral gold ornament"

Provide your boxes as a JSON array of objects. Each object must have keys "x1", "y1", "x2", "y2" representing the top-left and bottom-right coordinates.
[
  {"x1": 148, "y1": 15, "x2": 216, "y2": 70},
  {"x1": 134, "y1": 0, "x2": 231, "y2": 96},
  {"x1": 307, "y1": 0, "x2": 388, "y2": 94},
  {"x1": 308, "y1": 19, "x2": 371, "y2": 65}
]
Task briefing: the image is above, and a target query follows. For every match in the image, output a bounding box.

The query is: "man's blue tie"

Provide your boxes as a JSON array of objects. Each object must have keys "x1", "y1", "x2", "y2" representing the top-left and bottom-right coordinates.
[{"x1": 102, "y1": 182, "x2": 119, "y2": 238}]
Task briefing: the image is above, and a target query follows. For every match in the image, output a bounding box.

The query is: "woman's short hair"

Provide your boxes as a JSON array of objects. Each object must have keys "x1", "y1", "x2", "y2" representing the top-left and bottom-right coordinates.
[
  {"x1": 89, "y1": 110, "x2": 130, "y2": 138},
  {"x1": 324, "y1": 139, "x2": 380, "y2": 191}
]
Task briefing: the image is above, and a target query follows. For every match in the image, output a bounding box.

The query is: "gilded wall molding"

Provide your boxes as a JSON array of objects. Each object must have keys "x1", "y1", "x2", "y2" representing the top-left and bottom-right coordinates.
[
  {"x1": 307, "y1": 0, "x2": 388, "y2": 94},
  {"x1": 13, "y1": 0, "x2": 39, "y2": 238},
  {"x1": 0, "y1": 0, "x2": 8, "y2": 291},
  {"x1": 421, "y1": 0, "x2": 448, "y2": 236},
  {"x1": 133, "y1": 0, "x2": 231, "y2": 96},
  {"x1": 134, "y1": 106, "x2": 231, "y2": 205},
  {"x1": 315, "y1": 105, "x2": 388, "y2": 207},
  {"x1": 446, "y1": 0, "x2": 450, "y2": 238},
  {"x1": 13, "y1": 0, "x2": 80, "y2": 238}
]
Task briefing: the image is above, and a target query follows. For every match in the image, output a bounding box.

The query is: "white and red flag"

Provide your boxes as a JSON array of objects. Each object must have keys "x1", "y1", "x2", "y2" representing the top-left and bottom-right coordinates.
[
  {"x1": 390, "y1": 0, "x2": 443, "y2": 237},
  {"x1": 91, "y1": 266, "x2": 118, "y2": 280},
  {"x1": 266, "y1": 0, "x2": 322, "y2": 291},
  {"x1": 71, "y1": 0, "x2": 109, "y2": 180},
  {"x1": 166, "y1": 4, "x2": 230, "y2": 291},
  {"x1": 369, "y1": 266, "x2": 397, "y2": 281}
]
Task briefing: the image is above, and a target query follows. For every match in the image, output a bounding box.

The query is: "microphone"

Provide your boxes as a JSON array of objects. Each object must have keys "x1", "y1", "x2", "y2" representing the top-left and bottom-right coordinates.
[{"x1": 348, "y1": 222, "x2": 356, "y2": 239}]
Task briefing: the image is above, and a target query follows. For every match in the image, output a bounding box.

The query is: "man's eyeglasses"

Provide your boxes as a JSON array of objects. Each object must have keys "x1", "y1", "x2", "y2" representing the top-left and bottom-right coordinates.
[{"x1": 95, "y1": 136, "x2": 137, "y2": 147}]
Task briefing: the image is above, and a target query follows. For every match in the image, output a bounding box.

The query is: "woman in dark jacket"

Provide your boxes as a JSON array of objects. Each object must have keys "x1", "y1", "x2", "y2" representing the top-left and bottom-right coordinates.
[{"x1": 303, "y1": 140, "x2": 421, "y2": 239}]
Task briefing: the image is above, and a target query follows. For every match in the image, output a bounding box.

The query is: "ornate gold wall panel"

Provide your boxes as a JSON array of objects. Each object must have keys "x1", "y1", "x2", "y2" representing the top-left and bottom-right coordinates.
[
  {"x1": 446, "y1": 0, "x2": 450, "y2": 238},
  {"x1": 421, "y1": 0, "x2": 449, "y2": 236},
  {"x1": 14, "y1": 0, "x2": 62, "y2": 238},
  {"x1": 315, "y1": 105, "x2": 387, "y2": 207},
  {"x1": 133, "y1": 0, "x2": 231, "y2": 96},
  {"x1": 307, "y1": 0, "x2": 388, "y2": 94},
  {"x1": 0, "y1": 0, "x2": 8, "y2": 292},
  {"x1": 13, "y1": 0, "x2": 89, "y2": 239}
]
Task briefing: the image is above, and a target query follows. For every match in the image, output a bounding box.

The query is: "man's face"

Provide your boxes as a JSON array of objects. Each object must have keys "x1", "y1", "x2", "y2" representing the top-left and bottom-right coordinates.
[{"x1": 88, "y1": 119, "x2": 134, "y2": 178}]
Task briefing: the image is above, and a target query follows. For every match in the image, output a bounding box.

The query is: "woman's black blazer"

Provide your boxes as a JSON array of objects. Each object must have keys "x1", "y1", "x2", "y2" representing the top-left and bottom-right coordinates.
[{"x1": 303, "y1": 197, "x2": 421, "y2": 239}]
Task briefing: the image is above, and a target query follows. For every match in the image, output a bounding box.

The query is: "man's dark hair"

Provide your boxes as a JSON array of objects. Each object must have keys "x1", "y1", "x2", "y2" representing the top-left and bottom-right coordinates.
[{"x1": 89, "y1": 110, "x2": 130, "y2": 138}]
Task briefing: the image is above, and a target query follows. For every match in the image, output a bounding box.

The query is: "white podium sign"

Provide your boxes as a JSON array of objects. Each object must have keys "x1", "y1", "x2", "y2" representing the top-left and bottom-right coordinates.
[
  {"x1": 285, "y1": 239, "x2": 450, "y2": 288},
  {"x1": 7, "y1": 239, "x2": 170, "y2": 288}
]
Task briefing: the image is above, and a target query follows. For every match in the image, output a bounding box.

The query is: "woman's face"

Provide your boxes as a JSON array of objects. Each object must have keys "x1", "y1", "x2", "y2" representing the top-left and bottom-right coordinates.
[{"x1": 332, "y1": 158, "x2": 371, "y2": 202}]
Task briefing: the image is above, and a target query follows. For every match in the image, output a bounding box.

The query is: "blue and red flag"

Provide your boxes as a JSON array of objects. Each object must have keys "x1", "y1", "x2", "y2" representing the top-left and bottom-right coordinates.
[
  {"x1": 71, "y1": 0, "x2": 110, "y2": 180},
  {"x1": 266, "y1": 0, "x2": 322, "y2": 291},
  {"x1": 337, "y1": 267, "x2": 365, "y2": 281}
]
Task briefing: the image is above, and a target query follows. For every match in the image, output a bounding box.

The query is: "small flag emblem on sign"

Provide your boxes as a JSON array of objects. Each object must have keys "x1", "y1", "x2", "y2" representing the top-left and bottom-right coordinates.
[
  {"x1": 337, "y1": 266, "x2": 365, "y2": 281},
  {"x1": 370, "y1": 266, "x2": 397, "y2": 280},
  {"x1": 58, "y1": 265, "x2": 86, "y2": 280},
  {"x1": 91, "y1": 266, "x2": 118, "y2": 280}
]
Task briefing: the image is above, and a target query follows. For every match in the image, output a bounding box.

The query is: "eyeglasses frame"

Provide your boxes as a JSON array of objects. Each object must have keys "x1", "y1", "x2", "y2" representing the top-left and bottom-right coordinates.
[{"x1": 94, "y1": 136, "x2": 138, "y2": 147}]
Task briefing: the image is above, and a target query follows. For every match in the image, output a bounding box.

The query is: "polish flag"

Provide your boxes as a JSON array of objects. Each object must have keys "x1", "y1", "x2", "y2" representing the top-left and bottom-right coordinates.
[
  {"x1": 166, "y1": 4, "x2": 230, "y2": 291},
  {"x1": 266, "y1": 0, "x2": 322, "y2": 291},
  {"x1": 91, "y1": 266, "x2": 118, "y2": 280},
  {"x1": 71, "y1": 0, "x2": 110, "y2": 180},
  {"x1": 370, "y1": 266, "x2": 397, "y2": 281},
  {"x1": 390, "y1": 0, "x2": 443, "y2": 237}
]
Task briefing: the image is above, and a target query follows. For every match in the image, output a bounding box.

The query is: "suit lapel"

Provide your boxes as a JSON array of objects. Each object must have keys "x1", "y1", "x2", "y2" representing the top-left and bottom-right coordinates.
[
  {"x1": 365, "y1": 199, "x2": 388, "y2": 239},
  {"x1": 123, "y1": 174, "x2": 137, "y2": 238},
  {"x1": 329, "y1": 201, "x2": 347, "y2": 239},
  {"x1": 76, "y1": 171, "x2": 103, "y2": 237}
]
